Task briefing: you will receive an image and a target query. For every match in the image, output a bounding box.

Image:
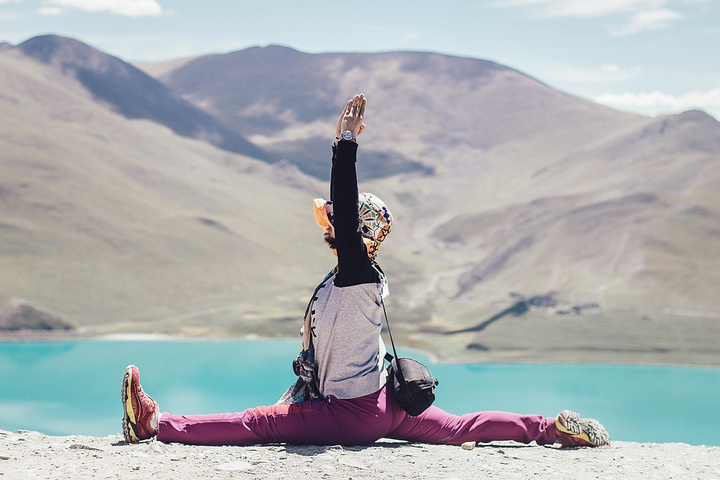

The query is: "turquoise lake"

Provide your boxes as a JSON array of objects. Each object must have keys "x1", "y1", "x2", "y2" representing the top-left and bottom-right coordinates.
[{"x1": 1, "y1": 339, "x2": 718, "y2": 446}]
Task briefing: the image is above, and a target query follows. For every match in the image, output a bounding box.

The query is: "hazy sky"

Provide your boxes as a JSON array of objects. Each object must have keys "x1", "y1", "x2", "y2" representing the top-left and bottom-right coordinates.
[{"x1": 2, "y1": 0, "x2": 718, "y2": 119}]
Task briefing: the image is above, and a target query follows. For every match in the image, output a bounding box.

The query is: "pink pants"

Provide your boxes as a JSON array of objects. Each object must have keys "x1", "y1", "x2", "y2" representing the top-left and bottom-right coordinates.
[{"x1": 157, "y1": 384, "x2": 557, "y2": 446}]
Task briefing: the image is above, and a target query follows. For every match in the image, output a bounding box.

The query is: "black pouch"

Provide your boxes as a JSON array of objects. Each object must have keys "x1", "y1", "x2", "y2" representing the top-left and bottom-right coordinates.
[
  {"x1": 388, "y1": 356, "x2": 439, "y2": 416},
  {"x1": 376, "y1": 264, "x2": 439, "y2": 416}
]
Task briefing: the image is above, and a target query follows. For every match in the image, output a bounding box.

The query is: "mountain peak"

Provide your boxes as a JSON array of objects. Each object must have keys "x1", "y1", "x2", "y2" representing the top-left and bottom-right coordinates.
[
  {"x1": 17, "y1": 34, "x2": 112, "y2": 67},
  {"x1": 674, "y1": 109, "x2": 720, "y2": 125},
  {"x1": 0, "y1": 41, "x2": 12, "y2": 52},
  {"x1": 14, "y1": 34, "x2": 269, "y2": 161},
  {"x1": 224, "y1": 44, "x2": 307, "y2": 63},
  {"x1": 652, "y1": 109, "x2": 720, "y2": 136},
  {"x1": 249, "y1": 44, "x2": 301, "y2": 53},
  {"x1": 19, "y1": 33, "x2": 86, "y2": 49}
]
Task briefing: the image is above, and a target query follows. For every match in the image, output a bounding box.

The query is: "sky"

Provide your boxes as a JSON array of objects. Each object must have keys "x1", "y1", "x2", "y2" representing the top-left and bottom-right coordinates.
[{"x1": 1, "y1": 0, "x2": 719, "y2": 120}]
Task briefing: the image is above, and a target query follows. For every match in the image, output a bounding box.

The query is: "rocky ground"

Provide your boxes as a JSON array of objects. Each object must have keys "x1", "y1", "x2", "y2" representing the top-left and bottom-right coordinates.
[{"x1": 1, "y1": 429, "x2": 719, "y2": 479}]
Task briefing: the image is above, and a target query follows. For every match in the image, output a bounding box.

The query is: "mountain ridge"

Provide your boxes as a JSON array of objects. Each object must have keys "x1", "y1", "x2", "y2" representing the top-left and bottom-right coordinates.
[
  {"x1": 3, "y1": 34, "x2": 720, "y2": 363},
  {"x1": 15, "y1": 35, "x2": 271, "y2": 162},
  {"x1": 145, "y1": 44, "x2": 643, "y2": 181},
  {"x1": 0, "y1": 42, "x2": 327, "y2": 330}
]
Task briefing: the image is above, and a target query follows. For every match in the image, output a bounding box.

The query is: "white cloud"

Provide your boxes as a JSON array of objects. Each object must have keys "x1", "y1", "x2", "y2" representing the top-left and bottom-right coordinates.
[
  {"x1": 0, "y1": 0, "x2": 22, "y2": 4},
  {"x1": 609, "y1": 8, "x2": 683, "y2": 35},
  {"x1": 496, "y1": 0, "x2": 668, "y2": 18},
  {"x1": 45, "y1": 0, "x2": 165, "y2": 17},
  {"x1": 594, "y1": 87, "x2": 720, "y2": 119},
  {"x1": 38, "y1": 6, "x2": 63, "y2": 15},
  {"x1": 496, "y1": 0, "x2": 692, "y2": 35}
]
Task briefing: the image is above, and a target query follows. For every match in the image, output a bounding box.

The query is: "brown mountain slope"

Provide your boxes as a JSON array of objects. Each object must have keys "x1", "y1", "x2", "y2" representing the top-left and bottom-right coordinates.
[
  {"x1": 141, "y1": 46, "x2": 644, "y2": 181},
  {"x1": 0, "y1": 45, "x2": 328, "y2": 333},
  {"x1": 16, "y1": 35, "x2": 271, "y2": 161},
  {"x1": 401, "y1": 110, "x2": 720, "y2": 301},
  {"x1": 3, "y1": 37, "x2": 720, "y2": 363}
]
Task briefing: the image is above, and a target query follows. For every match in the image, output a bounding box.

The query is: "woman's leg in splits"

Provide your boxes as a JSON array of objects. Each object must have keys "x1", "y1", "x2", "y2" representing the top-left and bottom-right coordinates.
[{"x1": 384, "y1": 388, "x2": 556, "y2": 445}]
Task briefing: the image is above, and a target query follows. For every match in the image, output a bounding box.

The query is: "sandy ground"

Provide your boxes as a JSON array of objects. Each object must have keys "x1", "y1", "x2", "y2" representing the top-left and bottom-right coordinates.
[{"x1": 1, "y1": 429, "x2": 719, "y2": 480}]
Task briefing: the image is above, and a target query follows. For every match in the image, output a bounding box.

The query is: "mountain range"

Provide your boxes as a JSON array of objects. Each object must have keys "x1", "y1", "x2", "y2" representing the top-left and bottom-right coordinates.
[{"x1": 2, "y1": 35, "x2": 719, "y2": 362}]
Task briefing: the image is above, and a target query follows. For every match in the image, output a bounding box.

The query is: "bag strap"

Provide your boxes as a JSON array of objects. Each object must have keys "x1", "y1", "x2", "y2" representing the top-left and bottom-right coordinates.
[
  {"x1": 372, "y1": 263, "x2": 408, "y2": 387},
  {"x1": 381, "y1": 296, "x2": 409, "y2": 389},
  {"x1": 380, "y1": 296, "x2": 399, "y2": 363}
]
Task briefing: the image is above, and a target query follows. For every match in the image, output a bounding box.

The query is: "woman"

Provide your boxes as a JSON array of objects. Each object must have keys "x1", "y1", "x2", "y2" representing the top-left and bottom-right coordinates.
[{"x1": 122, "y1": 94, "x2": 609, "y2": 448}]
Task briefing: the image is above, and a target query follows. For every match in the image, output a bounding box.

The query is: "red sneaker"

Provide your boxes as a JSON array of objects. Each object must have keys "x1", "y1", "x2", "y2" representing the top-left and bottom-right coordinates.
[
  {"x1": 122, "y1": 365, "x2": 158, "y2": 443},
  {"x1": 555, "y1": 410, "x2": 610, "y2": 448}
]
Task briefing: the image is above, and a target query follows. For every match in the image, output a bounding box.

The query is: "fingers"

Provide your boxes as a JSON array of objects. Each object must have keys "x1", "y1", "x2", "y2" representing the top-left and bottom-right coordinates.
[
  {"x1": 349, "y1": 93, "x2": 365, "y2": 116},
  {"x1": 337, "y1": 99, "x2": 352, "y2": 136},
  {"x1": 337, "y1": 94, "x2": 366, "y2": 138},
  {"x1": 342, "y1": 98, "x2": 352, "y2": 115}
]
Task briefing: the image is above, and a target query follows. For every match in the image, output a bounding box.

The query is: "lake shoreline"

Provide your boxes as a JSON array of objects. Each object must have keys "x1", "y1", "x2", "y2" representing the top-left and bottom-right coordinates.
[
  {"x1": 4, "y1": 332, "x2": 720, "y2": 368},
  {"x1": 1, "y1": 429, "x2": 718, "y2": 479}
]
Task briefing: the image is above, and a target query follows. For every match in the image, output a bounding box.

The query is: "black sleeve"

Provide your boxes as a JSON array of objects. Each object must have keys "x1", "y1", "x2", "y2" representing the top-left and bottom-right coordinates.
[{"x1": 331, "y1": 141, "x2": 379, "y2": 287}]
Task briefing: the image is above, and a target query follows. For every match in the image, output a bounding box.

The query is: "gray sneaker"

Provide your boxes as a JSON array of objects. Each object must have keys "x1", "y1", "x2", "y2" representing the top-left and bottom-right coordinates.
[{"x1": 555, "y1": 410, "x2": 610, "y2": 447}]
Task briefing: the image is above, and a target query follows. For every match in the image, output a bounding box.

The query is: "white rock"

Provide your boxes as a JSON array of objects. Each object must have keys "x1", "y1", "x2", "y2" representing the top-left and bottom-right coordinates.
[{"x1": 215, "y1": 461, "x2": 253, "y2": 472}]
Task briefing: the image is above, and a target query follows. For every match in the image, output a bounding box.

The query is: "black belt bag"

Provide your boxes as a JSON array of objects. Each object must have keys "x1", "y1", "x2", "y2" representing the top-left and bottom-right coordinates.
[{"x1": 387, "y1": 354, "x2": 439, "y2": 416}]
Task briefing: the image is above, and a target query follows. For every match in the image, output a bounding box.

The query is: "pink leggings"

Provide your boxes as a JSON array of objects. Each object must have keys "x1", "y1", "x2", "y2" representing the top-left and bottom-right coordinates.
[{"x1": 157, "y1": 385, "x2": 557, "y2": 446}]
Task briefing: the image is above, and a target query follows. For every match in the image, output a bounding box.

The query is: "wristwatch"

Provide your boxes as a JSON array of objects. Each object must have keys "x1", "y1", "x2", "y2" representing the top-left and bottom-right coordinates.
[{"x1": 339, "y1": 130, "x2": 357, "y2": 142}]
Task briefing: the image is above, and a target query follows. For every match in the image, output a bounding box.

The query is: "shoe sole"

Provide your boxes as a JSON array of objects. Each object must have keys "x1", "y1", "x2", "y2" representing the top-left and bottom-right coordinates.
[
  {"x1": 557, "y1": 410, "x2": 583, "y2": 435},
  {"x1": 557, "y1": 410, "x2": 610, "y2": 447},
  {"x1": 121, "y1": 365, "x2": 140, "y2": 443}
]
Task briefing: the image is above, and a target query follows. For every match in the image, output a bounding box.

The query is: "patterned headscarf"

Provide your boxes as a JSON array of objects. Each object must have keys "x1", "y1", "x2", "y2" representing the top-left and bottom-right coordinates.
[{"x1": 313, "y1": 192, "x2": 393, "y2": 258}]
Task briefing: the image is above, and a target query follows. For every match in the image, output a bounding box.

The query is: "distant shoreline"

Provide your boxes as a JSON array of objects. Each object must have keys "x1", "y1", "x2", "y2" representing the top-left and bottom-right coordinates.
[
  {"x1": 4, "y1": 333, "x2": 720, "y2": 369},
  {"x1": 0, "y1": 332, "x2": 441, "y2": 364}
]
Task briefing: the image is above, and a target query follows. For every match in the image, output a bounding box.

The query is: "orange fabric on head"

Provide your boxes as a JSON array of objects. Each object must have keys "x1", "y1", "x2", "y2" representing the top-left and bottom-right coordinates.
[
  {"x1": 313, "y1": 198, "x2": 337, "y2": 257},
  {"x1": 313, "y1": 198, "x2": 331, "y2": 230}
]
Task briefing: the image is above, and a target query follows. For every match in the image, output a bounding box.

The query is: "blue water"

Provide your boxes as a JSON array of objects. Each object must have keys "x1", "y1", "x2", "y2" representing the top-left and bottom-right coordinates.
[{"x1": 1, "y1": 340, "x2": 718, "y2": 445}]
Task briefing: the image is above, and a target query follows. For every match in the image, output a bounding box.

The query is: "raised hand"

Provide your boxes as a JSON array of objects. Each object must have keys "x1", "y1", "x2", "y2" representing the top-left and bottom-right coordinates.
[{"x1": 335, "y1": 93, "x2": 367, "y2": 140}]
